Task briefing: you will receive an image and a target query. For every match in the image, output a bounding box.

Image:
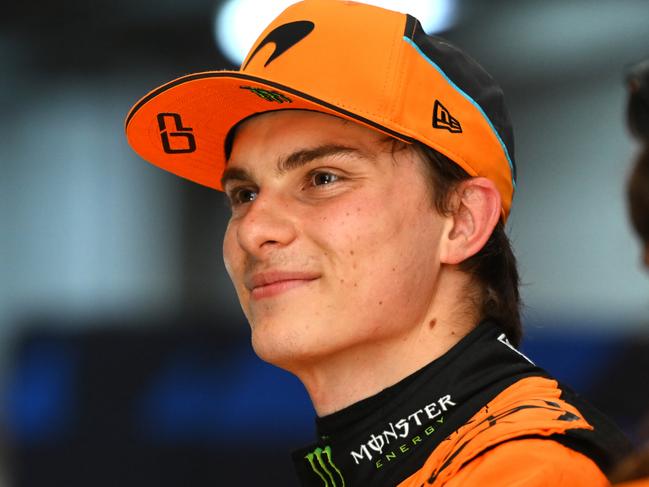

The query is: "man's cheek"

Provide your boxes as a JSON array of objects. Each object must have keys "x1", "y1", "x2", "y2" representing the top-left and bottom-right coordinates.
[{"x1": 222, "y1": 233, "x2": 239, "y2": 280}]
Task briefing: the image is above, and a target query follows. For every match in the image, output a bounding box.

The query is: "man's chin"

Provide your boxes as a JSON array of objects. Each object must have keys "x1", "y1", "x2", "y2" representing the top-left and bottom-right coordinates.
[
  {"x1": 250, "y1": 324, "x2": 323, "y2": 371},
  {"x1": 250, "y1": 324, "x2": 296, "y2": 366}
]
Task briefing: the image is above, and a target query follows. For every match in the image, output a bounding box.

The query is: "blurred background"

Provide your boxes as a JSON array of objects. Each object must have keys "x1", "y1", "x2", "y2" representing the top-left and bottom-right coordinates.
[{"x1": 2, "y1": 0, "x2": 649, "y2": 485}]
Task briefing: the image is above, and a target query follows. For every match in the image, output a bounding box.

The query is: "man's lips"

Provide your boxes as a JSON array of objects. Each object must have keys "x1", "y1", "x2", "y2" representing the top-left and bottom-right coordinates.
[{"x1": 246, "y1": 271, "x2": 320, "y2": 299}]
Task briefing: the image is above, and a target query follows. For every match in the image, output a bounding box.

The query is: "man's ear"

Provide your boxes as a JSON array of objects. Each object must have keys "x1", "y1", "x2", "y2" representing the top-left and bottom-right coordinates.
[{"x1": 439, "y1": 177, "x2": 501, "y2": 265}]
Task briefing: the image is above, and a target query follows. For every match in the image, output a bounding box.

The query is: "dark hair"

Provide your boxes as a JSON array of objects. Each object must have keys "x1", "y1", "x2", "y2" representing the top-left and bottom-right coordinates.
[
  {"x1": 628, "y1": 147, "x2": 649, "y2": 245},
  {"x1": 413, "y1": 142, "x2": 523, "y2": 346},
  {"x1": 626, "y1": 59, "x2": 649, "y2": 141},
  {"x1": 627, "y1": 60, "x2": 649, "y2": 246}
]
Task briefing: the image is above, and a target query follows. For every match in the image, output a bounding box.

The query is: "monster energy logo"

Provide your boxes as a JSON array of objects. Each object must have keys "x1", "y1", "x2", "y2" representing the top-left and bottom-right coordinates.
[
  {"x1": 305, "y1": 446, "x2": 345, "y2": 487},
  {"x1": 239, "y1": 86, "x2": 292, "y2": 103}
]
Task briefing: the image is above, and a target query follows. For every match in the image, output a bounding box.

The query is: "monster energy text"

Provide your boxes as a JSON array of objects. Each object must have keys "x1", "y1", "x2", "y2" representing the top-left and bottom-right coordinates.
[{"x1": 349, "y1": 394, "x2": 456, "y2": 467}]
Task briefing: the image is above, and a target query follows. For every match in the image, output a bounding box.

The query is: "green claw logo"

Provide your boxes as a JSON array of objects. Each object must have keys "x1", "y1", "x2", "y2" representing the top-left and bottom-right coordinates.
[
  {"x1": 239, "y1": 86, "x2": 292, "y2": 103},
  {"x1": 305, "y1": 446, "x2": 345, "y2": 487}
]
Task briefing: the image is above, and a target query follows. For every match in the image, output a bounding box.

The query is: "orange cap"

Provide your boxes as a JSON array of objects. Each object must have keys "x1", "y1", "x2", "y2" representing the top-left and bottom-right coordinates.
[{"x1": 125, "y1": 0, "x2": 516, "y2": 218}]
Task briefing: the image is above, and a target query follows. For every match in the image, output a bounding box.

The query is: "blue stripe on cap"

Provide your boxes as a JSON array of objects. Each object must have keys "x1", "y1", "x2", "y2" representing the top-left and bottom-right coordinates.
[{"x1": 403, "y1": 36, "x2": 516, "y2": 190}]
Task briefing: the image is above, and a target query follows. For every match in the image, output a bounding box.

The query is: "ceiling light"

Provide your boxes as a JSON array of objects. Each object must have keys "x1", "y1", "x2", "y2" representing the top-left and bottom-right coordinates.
[{"x1": 215, "y1": 0, "x2": 457, "y2": 66}]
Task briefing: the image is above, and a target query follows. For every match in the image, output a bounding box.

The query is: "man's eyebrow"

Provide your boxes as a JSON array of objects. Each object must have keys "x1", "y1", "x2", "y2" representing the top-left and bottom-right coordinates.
[
  {"x1": 277, "y1": 144, "x2": 363, "y2": 174},
  {"x1": 221, "y1": 167, "x2": 253, "y2": 190},
  {"x1": 221, "y1": 144, "x2": 364, "y2": 188}
]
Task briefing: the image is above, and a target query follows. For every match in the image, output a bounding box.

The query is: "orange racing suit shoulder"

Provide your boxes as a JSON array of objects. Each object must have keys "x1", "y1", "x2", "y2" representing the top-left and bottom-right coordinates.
[{"x1": 397, "y1": 376, "x2": 611, "y2": 486}]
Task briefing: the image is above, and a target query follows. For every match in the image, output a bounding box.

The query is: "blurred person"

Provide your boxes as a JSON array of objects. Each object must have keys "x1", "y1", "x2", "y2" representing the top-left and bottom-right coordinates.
[
  {"x1": 609, "y1": 59, "x2": 649, "y2": 487},
  {"x1": 626, "y1": 59, "x2": 649, "y2": 269},
  {"x1": 125, "y1": 1, "x2": 629, "y2": 485}
]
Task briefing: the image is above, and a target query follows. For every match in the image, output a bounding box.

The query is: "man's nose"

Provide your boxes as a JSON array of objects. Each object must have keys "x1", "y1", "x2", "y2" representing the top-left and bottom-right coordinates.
[{"x1": 236, "y1": 192, "x2": 298, "y2": 256}]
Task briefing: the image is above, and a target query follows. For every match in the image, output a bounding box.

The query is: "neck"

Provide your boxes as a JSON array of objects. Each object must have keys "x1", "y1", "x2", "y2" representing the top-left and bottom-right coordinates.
[{"x1": 292, "y1": 269, "x2": 478, "y2": 416}]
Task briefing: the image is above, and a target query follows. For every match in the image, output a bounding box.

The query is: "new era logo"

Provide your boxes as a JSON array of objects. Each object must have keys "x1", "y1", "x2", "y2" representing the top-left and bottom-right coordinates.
[{"x1": 432, "y1": 100, "x2": 462, "y2": 133}]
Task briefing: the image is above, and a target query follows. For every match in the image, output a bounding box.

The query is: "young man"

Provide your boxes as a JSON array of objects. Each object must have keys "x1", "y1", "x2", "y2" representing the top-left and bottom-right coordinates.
[{"x1": 125, "y1": 1, "x2": 629, "y2": 485}]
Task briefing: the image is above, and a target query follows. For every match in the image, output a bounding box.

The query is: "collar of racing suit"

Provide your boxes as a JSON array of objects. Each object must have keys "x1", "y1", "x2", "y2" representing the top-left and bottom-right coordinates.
[{"x1": 291, "y1": 320, "x2": 628, "y2": 487}]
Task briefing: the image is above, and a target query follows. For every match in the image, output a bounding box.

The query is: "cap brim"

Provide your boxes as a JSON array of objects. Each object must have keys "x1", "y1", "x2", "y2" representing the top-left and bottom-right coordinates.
[{"x1": 125, "y1": 71, "x2": 412, "y2": 191}]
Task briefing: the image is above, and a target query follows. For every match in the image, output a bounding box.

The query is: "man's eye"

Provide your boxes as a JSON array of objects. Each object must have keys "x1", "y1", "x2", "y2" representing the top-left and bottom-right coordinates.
[
  {"x1": 228, "y1": 187, "x2": 258, "y2": 205},
  {"x1": 311, "y1": 172, "x2": 339, "y2": 186}
]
